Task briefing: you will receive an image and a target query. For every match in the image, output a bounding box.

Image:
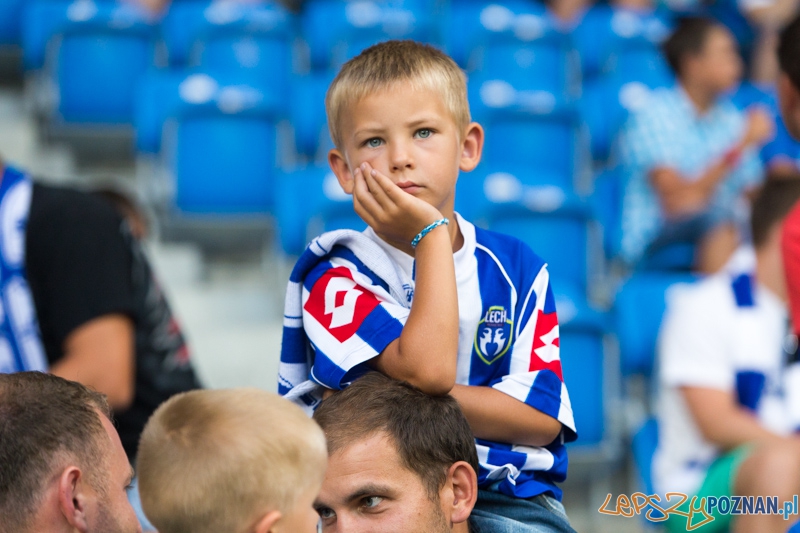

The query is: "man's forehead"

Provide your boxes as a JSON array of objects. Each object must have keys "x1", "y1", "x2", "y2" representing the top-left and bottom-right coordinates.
[{"x1": 319, "y1": 432, "x2": 409, "y2": 503}]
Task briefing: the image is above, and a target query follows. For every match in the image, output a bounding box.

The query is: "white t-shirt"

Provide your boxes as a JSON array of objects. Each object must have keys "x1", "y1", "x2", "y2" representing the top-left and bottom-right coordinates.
[{"x1": 653, "y1": 255, "x2": 791, "y2": 495}]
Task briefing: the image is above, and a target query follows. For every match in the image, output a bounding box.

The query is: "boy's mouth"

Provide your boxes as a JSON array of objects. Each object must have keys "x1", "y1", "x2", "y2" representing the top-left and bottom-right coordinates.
[{"x1": 396, "y1": 181, "x2": 422, "y2": 193}]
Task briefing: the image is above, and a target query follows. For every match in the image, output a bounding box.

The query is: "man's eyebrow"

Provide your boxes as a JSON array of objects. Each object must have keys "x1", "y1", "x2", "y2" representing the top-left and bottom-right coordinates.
[{"x1": 343, "y1": 483, "x2": 394, "y2": 503}]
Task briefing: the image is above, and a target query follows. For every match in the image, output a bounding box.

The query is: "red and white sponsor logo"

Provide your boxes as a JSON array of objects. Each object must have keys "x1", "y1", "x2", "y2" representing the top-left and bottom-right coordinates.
[
  {"x1": 304, "y1": 267, "x2": 381, "y2": 343},
  {"x1": 530, "y1": 310, "x2": 563, "y2": 380}
]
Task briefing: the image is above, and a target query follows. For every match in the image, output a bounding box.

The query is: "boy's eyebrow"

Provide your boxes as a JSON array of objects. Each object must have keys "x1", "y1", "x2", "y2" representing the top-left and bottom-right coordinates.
[{"x1": 353, "y1": 116, "x2": 443, "y2": 138}]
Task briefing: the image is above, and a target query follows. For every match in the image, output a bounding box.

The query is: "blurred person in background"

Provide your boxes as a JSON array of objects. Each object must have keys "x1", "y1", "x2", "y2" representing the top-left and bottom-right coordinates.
[
  {"x1": 0, "y1": 157, "x2": 202, "y2": 531},
  {"x1": 778, "y1": 14, "x2": 800, "y2": 342},
  {"x1": 0, "y1": 372, "x2": 141, "y2": 533},
  {"x1": 618, "y1": 16, "x2": 773, "y2": 273},
  {"x1": 653, "y1": 179, "x2": 800, "y2": 533}
]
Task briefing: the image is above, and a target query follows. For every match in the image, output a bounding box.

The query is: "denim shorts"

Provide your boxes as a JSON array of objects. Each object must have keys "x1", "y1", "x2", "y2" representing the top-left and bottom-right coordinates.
[{"x1": 469, "y1": 488, "x2": 578, "y2": 533}]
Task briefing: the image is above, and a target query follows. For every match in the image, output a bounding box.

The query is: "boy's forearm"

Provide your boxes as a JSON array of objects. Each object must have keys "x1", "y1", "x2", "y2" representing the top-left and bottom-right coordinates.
[
  {"x1": 372, "y1": 226, "x2": 459, "y2": 394},
  {"x1": 450, "y1": 384, "x2": 562, "y2": 447}
]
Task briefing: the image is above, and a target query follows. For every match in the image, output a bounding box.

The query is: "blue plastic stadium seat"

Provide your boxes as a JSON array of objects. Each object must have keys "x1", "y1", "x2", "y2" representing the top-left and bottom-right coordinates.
[
  {"x1": 0, "y1": 0, "x2": 25, "y2": 46},
  {"x1": 174, "y1": 116, "x2": 276, "y2": 213},
  {"x1": 441, "y1": 0, "x2": 551, "y2": 71},
  {"x1": 290, "y1": 71, "x2": 336, "y2": 159},
  {"x1": 591, "y1": 167, "x2": 623, "y2": 259},
  {"x1": 615, "y1": 272, "x2": 696, "y2": 378},
  {"x1": 473, "y1": 169, "x2": 593, "y2": 292},
  {"x1": 166, "y1": 83, "x2": 284, "y2": 214},
  {"x1": 303, "y1": 0, "x2": 434, "y2": 71},
  {"x1": 275, "y1": 164, "x2": 363, "y2": 255},
  {"x1": 557, "y1": 286, "x2": 610, "y2": 448},
  {"x1": 135, "y1": 70, "x2": 284, "y2": 156},
  {"x1": 632, "y1": 417, "x2": 658, "y2": 495},
  {"x1": 23, "y1": 1, "x2": 157, "y2": 124},
  {"x1": 470, "y1": 78, "x2": 583, "y2": 191}
]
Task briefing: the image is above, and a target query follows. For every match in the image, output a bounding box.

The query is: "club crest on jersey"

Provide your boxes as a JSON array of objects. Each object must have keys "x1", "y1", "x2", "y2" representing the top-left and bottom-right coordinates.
[{"x1": 474, "y1": 306, "x2": 513, "y2": 365}]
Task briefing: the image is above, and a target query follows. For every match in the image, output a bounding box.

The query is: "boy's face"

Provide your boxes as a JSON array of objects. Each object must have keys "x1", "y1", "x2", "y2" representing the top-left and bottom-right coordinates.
[{"x1": 328, "y1": 81, "x2": 483, "y2": 219}]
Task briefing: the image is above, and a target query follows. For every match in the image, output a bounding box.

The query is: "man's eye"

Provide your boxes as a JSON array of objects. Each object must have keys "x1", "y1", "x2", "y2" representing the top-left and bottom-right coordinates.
[
  {"x1": 366, "y1": 138, "x2": 382, "y2": 148},
  {"x1": 363, "y1": 496, "x2": 383, "y2": 509},
  {"x1": 416, "y1": 129, "x2": 432, "y2": 139},
  {"x1": 317, "y1": 508, "x2": 335, "y2": 520}
]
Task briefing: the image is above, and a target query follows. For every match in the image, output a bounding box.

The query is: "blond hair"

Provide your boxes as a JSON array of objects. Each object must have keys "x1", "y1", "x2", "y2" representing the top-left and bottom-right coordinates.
[
  {"x1": 137, "y1": 389, "x2": 327, "y2": 533},
  {"x1": 326, "y1": 40, "x2": 471, "y2": 149}
]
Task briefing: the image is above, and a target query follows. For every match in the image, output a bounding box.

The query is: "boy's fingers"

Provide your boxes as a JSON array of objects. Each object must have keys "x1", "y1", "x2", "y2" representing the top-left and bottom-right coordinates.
[
  {"x1": 369, "y1": 166, "x2": 407, "y2": 206},
  {"x1": 363, "y1": 166, "x2": 394, "y2": 211},
  {"x1": 352, "y1": 166, "x2": 382, "y2": 221}
]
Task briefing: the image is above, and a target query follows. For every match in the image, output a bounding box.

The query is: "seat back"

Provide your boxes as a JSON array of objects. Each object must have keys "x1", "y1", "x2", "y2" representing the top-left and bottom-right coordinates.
[{"x1": 615, "y1": 272, "x2": 696, "y2": 378}]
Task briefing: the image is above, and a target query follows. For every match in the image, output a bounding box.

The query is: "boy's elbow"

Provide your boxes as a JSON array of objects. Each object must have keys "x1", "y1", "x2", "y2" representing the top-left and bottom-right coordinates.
[{"x1": 407, "y1": 369, "x2": 456, "y2": 396}]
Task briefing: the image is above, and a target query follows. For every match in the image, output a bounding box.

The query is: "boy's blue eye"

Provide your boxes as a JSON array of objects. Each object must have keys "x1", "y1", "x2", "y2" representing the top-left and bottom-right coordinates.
[
  {"x1": 416, "y1": 129, "x2": 432, "y2": 139},
  {"x1": 366, "y1": 138, "x2": 382, "y2": 148}
]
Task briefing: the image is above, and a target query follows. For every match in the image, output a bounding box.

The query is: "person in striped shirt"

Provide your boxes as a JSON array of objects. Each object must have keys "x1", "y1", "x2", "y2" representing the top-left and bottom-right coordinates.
[{"x1": 278, "y1": 40, "x2": 577, "y2": 533}]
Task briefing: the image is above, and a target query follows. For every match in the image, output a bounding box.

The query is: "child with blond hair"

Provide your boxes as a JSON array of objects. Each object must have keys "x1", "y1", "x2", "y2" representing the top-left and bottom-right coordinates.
[
  {"x1": 137, "y1": 388, "x2": 327, "y2": 533},
  {"x1": 279, "y1": 40, "x2": 578, "y2": 532}
]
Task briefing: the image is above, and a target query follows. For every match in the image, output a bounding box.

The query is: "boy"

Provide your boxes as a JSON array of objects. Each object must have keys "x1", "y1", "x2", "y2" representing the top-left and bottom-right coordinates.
[
  {"x1": 136, "y1": 389, "x2": 327, "y2": 533},
  {"x1": 279, "y1": 40, "x2": 577, "y2": 532}
]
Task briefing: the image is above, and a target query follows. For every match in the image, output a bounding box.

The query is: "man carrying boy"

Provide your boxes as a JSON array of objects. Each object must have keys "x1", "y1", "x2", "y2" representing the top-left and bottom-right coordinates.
[
  {"x1": 136, "y1": 388, "x2": 327, "y2": 533},
  {"x1": 279, "y1": 40, "x2": 577, "y2": 532},
  {"x1": 312, "y1": 372, "x2": 479, "y2": 533}
]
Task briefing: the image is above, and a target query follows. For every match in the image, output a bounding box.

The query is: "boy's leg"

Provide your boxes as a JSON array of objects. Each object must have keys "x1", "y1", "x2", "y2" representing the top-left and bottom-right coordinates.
[
  {"x1": 469, "y1": 489, "x2": 577, "y2": 533},
  {"x1": 732, "y1": 439, "x2": 800, "y2": 533}
]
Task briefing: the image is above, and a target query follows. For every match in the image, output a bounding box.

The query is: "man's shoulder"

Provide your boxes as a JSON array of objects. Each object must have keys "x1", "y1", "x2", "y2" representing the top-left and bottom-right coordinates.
[
  {"x1": 30, "y1": 182, "x2": 121, "y2": 231},
  {"x1": 665, "y1": 272, "x2": 738, "y2": 321}
]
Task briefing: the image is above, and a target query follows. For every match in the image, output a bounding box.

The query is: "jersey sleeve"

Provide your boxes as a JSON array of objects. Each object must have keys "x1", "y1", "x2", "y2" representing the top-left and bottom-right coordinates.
[
  {"x1": 302, "y1": 264, "x2": 410, "y2": 390},
  {"x1": 490, "y1": 264, "x2": 577, "y2": 441},
  {"x1": 658, "y1": 285, "x2": 733, "y2": 390}
]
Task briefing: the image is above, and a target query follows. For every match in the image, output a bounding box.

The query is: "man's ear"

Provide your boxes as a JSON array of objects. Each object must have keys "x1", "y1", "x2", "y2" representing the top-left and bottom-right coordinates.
[
  {"x1": 253, "y1": 510, "x2": 282, "y2": 533},
  {"x1": 328, "y1": 149, "x2": 355, "y2": 195},
  {"x1": 58, "y1": 466, "x2": 91, "y2": 533},
  {"x1": 446, "y1": 461, "x2": 478, "y2": 524},
  {"x1": 459, "y1": 123, "x2": 484, "y2": 173}
]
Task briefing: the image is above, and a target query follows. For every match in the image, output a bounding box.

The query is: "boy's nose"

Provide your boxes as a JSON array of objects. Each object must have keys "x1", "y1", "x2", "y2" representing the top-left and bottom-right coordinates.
[{"x1": 389, "y1": 144, "x2": 414, "y2": 172}]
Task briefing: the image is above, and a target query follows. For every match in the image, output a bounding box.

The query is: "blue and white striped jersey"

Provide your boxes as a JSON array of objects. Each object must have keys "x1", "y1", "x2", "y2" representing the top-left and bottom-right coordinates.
[{"x1": 279, "y1": 214, "x2": 577, "y2": 500}]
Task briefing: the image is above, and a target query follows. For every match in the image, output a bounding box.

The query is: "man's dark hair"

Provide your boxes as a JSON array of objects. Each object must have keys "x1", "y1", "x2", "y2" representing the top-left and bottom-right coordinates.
[
  {"x1": 313, "y1": 372, "x2": 479, "y2": 497},
  {"x1": 0, "y1": 372, "x2": 112, "y2": 533},
  {"x1": 779, "y1": 14, "x2": 800, "y2": 91},
  {"x1": 751, "y1": 176, "x2": 800, "y2": 249},
  {"x1": 662, "y1": 17, "x2": 721, "y2": 77}
]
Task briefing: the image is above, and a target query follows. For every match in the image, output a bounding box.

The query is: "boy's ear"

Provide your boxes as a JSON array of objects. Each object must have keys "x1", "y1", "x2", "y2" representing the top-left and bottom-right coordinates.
[
  {"x1": 444, "y1": 461, "x2": 478, "y2": 525},
  {"x1": 253, "y1": 510, "x2": 281, "y2": 533},
  {"x1": 328, "y1": 149, "x2": 355, "y2": 194},
  {"x1": 459, "y1": 123, "x2": 484, "y2": 173}
]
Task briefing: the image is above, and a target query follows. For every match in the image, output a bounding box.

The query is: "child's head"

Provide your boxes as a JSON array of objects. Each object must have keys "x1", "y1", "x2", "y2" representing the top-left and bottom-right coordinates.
[
  {"x1": 137, "y1": 388, "x2": 327, "y2": 533},
  {"x1": 326, "y1": 40, "x2": 483, "y2": 218},
  {"x1": 326, "y1": 40, "x2": 470, "y2": 150}
]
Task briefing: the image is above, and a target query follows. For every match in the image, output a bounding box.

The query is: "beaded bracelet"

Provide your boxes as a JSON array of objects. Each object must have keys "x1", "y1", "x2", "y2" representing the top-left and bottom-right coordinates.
[{"x1": 411, "y1": 218, "x2": 449, "y2": 248}]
